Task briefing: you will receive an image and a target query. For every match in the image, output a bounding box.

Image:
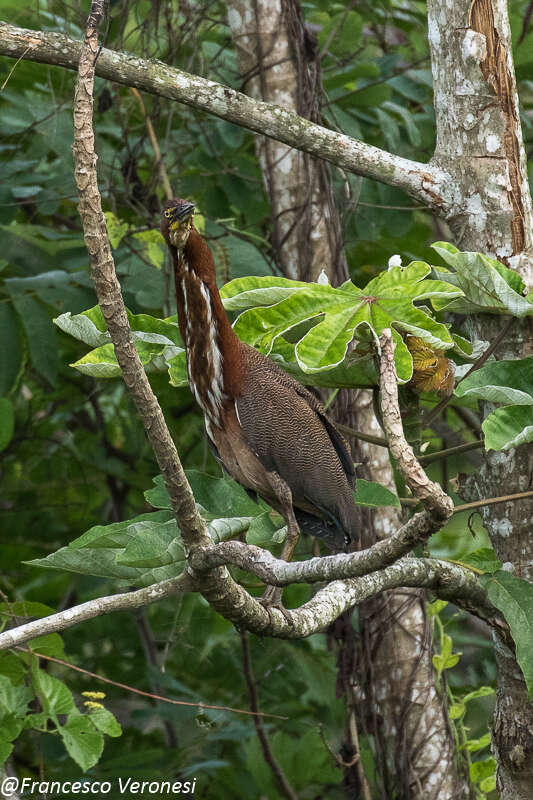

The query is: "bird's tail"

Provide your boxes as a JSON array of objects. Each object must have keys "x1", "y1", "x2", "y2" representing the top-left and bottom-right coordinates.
[{"x1": 295, "y1": 510, "x2": 350, "y2": 552}]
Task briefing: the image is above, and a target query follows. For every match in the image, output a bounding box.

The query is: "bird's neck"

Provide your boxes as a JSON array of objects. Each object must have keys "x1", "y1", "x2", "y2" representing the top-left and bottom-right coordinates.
[{"x1": 171, "y1": 230, "x2": 244, "y2": 427}]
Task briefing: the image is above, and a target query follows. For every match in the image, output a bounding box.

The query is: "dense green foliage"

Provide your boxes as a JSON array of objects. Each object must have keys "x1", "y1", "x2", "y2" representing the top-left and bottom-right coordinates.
[{"x1": 2, "y1": 0, "x2": 533, "y2": 796}]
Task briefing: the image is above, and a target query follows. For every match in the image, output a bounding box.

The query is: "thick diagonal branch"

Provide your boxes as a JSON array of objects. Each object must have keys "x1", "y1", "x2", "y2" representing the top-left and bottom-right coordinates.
[{"x1": 0, "y1": 21, "x2": 449, "y2": 210}]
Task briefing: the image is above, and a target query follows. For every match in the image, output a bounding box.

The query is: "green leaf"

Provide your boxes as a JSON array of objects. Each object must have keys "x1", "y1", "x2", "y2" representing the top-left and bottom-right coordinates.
[
  {"x1": 34, "y1": 670, "x2": 75, "y2": 715},
  {"x1": 0, "y1": 600, "x2": 56, "y2": 619},
  {"x1": 463, "y1": 686, "x2": 495, "y2": 703},
  {"x1": 222, "y1": 235, "x2": 272, "y2": 279},
  {"x1": 64, "y1": 309, "x2": 183, "y2": 378},
  {"x1": 469, "y1": 757, "x2": 496, "y2": 784},
  {"x1": 433, "y1": 633, "x2": 460, "y2": 680},
  {"x1": 71, "y1": 340, "x2": 182, "y2": 378},
  {"x1": 70, "y1": 343, "x2": 121, "y2": 378},
  {"x1": 427, "y1": 599, "x2": 448, "y2": 616},
  {"x1": 0, "y1": 675, "x2": 32, "y2": 717},
  {"x1": 12, "y1": 294, "x2": 58, "y2": 385},
  {"x1": 27, "y1": 634, "x2": 66, "y2": 659},
  {"x1": 230, "y1": 263, "x2": 459, "y2": 383},
  {"x1": 479, "y1": 571, "x2": 533, "y2": 698},
  {"x1": 459, "y1": 548, "x2": 502, "y2": 574},
  {"x1": 432, "y1": 242, "x2": 532, "y2": 317},
  {"x1": 382, "y1": 101, "x2": 421, "y2": 147},
  {"x1": 354, "y1": 479, "x2": 401, "y2": 508},
  {"x1": 70, "y1": 511, "x2": 173, "y2": 549},
  {"x1": 480, "y1": 775, "x2": 496, "y2": 793},
  {"x1": 145, "y1": 472, "x2": 261, "y2": 518},
  {"x1": 59, "y1": 712, "x2": 104, "y2": 772},
  {"x1": 86, "y1": 706, "x2": 122, "y2": 738},
  {"x1": 0, "y1": 739, "x2": 13, "y2": 765},
  {"x1": 463, "y1": 732, "x2": 491, "y2": 752},
  {"x1": 132, "y1": 229, "x2": 166, "y2": 270},
  {"x1": 167, "y1": 350, "x2": 189, "y2": 387},
  {"x1": 269, "y1": 338, "x2": 377, "y2": 389},
  {"x1": 220, "y1": 275, "x2": 310, "y2": 311},
  {"x1": 0, "y1": 398, "x2": 14, "y2": 452},
  {"x1": 104, "y1": 211, "x2": 129, "y2": 248},
  {"x1": 455, "y1": 357, "x2": 533, "y2": 405},
  {"x1": 0, "y1": 302, "x2": 25, "y2": 395},
  {"x1": 245, "y1": 511, "x2": 284, "y2": 546},
  {"x1": 449, "y1": 702, "x2": 465, "y2": 720},
  {"x1": 25, "y1": 544, "x2": 183, "y2": 586},
  {"x1": 54, "y1": 308, "x2": 110, "y2": 348},
  {"x1": 116, "y1": 520, "x2": 184, "y2": 568},
  {"x1": 483, "y1": 405, "x2": 533, "y2": 451}
]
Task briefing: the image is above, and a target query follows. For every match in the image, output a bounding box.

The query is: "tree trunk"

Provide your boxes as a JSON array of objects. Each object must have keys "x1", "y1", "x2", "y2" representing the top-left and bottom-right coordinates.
[
  {"x1": 228, "y1": 2, "x2": 465, "y2": 797},
  {"x1": 356, "y1": 394, "x2": 468, "y2": 800},
  {"x1": 428, "y1": 1, "x2": 533, "y2": 797},
  {"x1": 227, "y1": 0, "x2": 346, "y2": 282}
]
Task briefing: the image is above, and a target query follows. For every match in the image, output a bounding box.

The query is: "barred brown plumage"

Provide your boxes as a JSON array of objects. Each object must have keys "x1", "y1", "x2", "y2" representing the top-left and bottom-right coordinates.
[{"x1": 161, "y1": 198, "x2": 358, "y2": 607}]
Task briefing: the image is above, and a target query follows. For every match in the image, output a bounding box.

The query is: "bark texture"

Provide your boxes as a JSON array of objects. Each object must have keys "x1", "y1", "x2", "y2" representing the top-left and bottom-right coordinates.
[
  {"x1": 226, "y1": 4, "x2": 465, "y2": 797},
  {"x1": 428, "y1": 1, "x2": 533, "y2": 797},
  {"x1": 227, "y1": 0, "x2": 347, "y2": 281},
  {"x1": 356, "y1": 364, "x2": 465, "y2": 800}
]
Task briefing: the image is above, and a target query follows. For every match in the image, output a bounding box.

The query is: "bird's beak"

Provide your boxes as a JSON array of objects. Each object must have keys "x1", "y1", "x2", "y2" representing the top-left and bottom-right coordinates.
[{"x1": 171, "y1": 202, "x2": 195, "y2": 222}]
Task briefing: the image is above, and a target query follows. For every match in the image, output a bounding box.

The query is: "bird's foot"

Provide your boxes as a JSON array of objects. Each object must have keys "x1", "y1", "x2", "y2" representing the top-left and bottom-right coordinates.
[{"x1": 259, "y1": 586, "x2": 293, "y2": 626}]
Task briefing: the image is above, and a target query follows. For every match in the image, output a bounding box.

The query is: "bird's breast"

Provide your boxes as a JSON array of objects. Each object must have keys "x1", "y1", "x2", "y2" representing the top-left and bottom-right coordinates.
[{"x1": 178, "y1": 266, "x2": 228, "y2": 428}]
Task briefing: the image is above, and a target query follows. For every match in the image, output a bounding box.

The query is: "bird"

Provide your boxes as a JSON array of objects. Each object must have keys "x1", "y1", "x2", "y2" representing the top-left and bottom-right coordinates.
[{"x1": 161, "y1": 198, "x2": 358, "y2": 603}]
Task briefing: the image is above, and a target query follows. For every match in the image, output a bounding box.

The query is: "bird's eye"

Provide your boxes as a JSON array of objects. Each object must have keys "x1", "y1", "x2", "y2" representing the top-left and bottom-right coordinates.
[{"x1": 164, "y1": 209, "x2": 172, "y2": 218}]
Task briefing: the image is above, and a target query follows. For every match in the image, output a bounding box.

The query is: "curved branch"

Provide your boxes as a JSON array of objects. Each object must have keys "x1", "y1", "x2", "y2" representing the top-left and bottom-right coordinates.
[
  {"x1": 0, "y1": 557, "x2": 508, "y2": 649},
  {"x1": 379, "y1": 329, "x2": 454, "y2": 521},
  {"x1": 0, "y1": 20, "x2": 449, "y2": 209},
  {"x1": 190, "y1": 509, "x2": 446, "y2": 584}
]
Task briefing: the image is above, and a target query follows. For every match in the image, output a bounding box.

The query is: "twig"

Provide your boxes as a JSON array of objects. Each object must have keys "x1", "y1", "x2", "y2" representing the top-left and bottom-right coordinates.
[
  {"x1": 134, "y1": 608, "x2": 178, "y2": 748},
  {"x1": 419, "y1": 440, "x2": 483, "y2": 465},
  {"x1": 336, "y1": 422, "x2": 388, "y2": 448},
  {"x1": 74, "y1": 2, "x2": 208, "y2": 546},
  {"x1": 378, "y1": 330, "x2": 454, "y2": 521},
  {"x1": 0, "y1": 42, "x2": 34, "y2": 90},
  {"x1": 129, "y1": 87, "x2": 173, "y2": 200},
  {"x1": 71, "y1": 0, "x2": 280, "y2": 636},
  {"x1": 453, "y1": 490, "x2": 533, "y2": 514},
  {"x1": 347, "y1": 692, "x2": 372, "y2": 800},
  {"x1": 0, "y1": 557, "x2": 505, "y2": 646},
  {"x1": 240, "y1": 632, "x2": 298, "y2": 800},
  {"x1": 16, "y1": 647, "x2": 286, "y2": 720}
]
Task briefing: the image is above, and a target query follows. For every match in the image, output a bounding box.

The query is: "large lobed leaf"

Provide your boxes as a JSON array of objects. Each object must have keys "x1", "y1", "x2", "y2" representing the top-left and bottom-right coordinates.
[{"x1": 225, "y1": 261, "x2": 460, "y2": 383}]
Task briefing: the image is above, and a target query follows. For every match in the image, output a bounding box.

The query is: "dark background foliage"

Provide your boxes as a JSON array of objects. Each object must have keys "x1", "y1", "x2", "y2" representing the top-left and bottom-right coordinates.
[{"x1": 1, "y1": 1, "x2": 532, "y2": 795}]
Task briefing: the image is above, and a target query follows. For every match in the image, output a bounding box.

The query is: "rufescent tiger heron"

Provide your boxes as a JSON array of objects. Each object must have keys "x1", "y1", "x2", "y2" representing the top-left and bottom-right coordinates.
[{"x1": 161, "y1": 199, "x2": 358, "y2": 605}]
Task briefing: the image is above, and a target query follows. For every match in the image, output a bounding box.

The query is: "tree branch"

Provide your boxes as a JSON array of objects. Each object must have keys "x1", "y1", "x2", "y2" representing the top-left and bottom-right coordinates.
[
  {"x1": 0, "y1": 20, "x2": 449, "y2": 209},
  {"x1": 379, "y1": 329, "x2": 454, "y2": 521},
  {"x1": 0, "y1": 574, "x2": 194, "y2": 650},
  {"x1": 189, "y1": 509, "x2": 448, "y2": 584},
  {"x1": 0, "y1": 556, "x2": 508, "y2": 649},
  {"x1": 69, "y1": 1, "x2": 280, "y2": 632}
]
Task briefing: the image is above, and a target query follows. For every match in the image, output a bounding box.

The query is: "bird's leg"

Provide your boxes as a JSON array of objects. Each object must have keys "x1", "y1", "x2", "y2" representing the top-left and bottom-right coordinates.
[{"x1": 260, "y1": 472, "x2": 300, "y2": 620}]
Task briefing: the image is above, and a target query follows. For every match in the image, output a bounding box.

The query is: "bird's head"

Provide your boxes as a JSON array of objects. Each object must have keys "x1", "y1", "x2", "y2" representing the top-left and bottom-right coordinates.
[{"x1": 161, "y1": 198, "x2": 195, "y2": 250}]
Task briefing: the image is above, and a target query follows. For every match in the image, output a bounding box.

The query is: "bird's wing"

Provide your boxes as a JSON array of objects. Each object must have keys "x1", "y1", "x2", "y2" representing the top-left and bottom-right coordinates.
[
  {"x1": 239, "y1": 344, "x2": 355, "y2": 484},
  {"x1": 235, "y1": 368, "x2": 356, "y2": 533}
]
